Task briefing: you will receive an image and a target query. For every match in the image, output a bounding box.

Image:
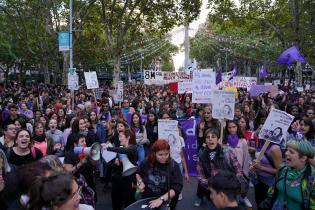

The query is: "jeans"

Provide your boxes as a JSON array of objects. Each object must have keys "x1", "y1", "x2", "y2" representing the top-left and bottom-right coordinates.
[{"x1": 137, "y1": 144, "x2": 145, "y2": 163}]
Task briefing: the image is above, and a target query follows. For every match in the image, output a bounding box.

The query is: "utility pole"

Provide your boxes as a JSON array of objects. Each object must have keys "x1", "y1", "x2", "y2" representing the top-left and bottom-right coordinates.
[{"x1": 69, "y1": 0, "x2": 73, "y2": 69}]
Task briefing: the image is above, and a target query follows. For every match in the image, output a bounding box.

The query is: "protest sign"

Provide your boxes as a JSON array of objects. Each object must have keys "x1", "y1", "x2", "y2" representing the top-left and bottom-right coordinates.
[
  {"x1": 179, "y1": 119, "x2": 198, "y2": 176},
  {"x1": 95, "y1": 88, "x2": 103, "y2": 100},
  {"x1": 163, "y1": 71, "x2": 192, "y2": 82},
  {"x1": 305, "y1": 84, "x2": 310, "y2": 90},
  {"x1": 264, "y1": 83, "x2": 272, "y2": 86},
  {"x1": 84, "y1": 71, "x2": 99, "y2": 89},
  {"x1": 249, "y1": 85, "x2": 279, "y2": 97},
  {"x1": 259, "y1": 109, "x2": 294, "y2": 144},
  {"x1": 192, "y1": 70, "x2": 216, "y2": 104},
  {"x1": 143, "y1": 70, "x2": 164, "y2": 85},
  {"x1": 116, "y1": 81, "x2": 123, "y2": 102},
  {"x1": 212, "y1": 90, "x2": 235, "y2": 120},
  {"x1": 158, "y1": 119, "x2": 179, "y2": 149},
  {"x1": 273, "y1": 80, "x2": 281, "y2": 86},
  {"x1": 68, "y1": 74, "x2": 79, "y2": 90},
  {"x1": 178, "y1": 80, "x2": 192, "y2": 94},
  {"x1": 219, "y1": 76, "x2": 257, "y2": 90},
  {"x1": 297, "y1": 87, "x2": 304, "y2": 92}
]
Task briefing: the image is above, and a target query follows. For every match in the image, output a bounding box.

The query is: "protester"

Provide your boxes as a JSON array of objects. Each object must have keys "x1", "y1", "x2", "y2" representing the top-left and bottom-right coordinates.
[
  {"x1": 33, "y1": 122, "x2": 53, "y2": 156},
  {"x1": 102, "y1": 128, "x2": 138, "y2": 210},
  {"x1": 136, "y1": 139, "x2": 183, "y2": 210},
  {"x1": 260, "y1": 140, "x2": 315, "y2": 210},
  {"x1": 8, "y1": 129, "x2": 43, "y2": 166},
  {"x1": 208, "y1": 170, "x2": 243, "y2": 210}
]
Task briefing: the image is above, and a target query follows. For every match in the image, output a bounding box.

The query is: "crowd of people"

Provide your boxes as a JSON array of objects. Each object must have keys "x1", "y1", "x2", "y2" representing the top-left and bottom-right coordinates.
[{"x1": 0, "y1": 80, "x2": 314, "y2": 210}]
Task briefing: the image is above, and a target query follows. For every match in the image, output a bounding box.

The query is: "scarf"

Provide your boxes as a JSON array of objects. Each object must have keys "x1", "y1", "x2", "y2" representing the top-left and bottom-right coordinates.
[
  {"x1": 33, "y1": 134, "x2": 46, "y2": 143},
  {"x1": 286, "y1": 166, "x2": 306, "y2": 180},
  {"x1": 227, "y1": 134, "x2": 239, "y2": 148}
]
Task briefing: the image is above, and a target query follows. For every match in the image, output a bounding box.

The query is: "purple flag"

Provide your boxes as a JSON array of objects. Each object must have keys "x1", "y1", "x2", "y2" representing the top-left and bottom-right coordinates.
[
  {"x1": 178, "y1": 119, "x2": 198, "y2": 176},
  {"x1": 229, "y1": 64, "x2": 237, "y2": 80},
  {"x1": 276, "y1": 46, "x2": 306, "y2": 65},
  {"x1": 216, "y1": 68, "x2": 222, "y2": 85},
  {"x1": 249, "y1": 85, "x2": 269, "y2": 97},
  {"x1": 260, "y1": 65, "x2": 268, "y2": 79}
]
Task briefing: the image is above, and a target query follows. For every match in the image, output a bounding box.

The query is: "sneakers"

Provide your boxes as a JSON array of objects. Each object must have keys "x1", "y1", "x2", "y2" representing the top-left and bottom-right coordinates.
[
  {"x1": 178, "y1": 193, "x2": 183, "y2": 201},
  {"x1": 194, "y1": 198, "x2": 202, "y2": 207},
  {"x1": 242, "y1": 197, "x2": 252, "y2": 208}
]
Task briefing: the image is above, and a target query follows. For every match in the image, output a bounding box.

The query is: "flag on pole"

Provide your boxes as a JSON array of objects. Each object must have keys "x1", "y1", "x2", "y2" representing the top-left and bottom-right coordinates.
[
  {"x1": 276, "y1": 46, "x2": 306, "y2": 65},
  {"x1": 260, "y1": 65, "x2": 268, "y2": 79},
  {"x1": 229, "y1": 64, "x2": 238, "y2": 80},
  {"x1": 216, "y1": 68, "x2": 222, "y2": 85}
]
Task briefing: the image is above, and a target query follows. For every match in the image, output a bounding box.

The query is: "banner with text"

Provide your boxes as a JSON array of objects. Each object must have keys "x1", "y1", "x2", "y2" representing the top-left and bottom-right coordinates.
[
  {"x1": 219, "y1": 76, "x2": 257, "y2": 90},
  {"x1": 178, "y1": 80, "x2": 192, "y2": 94}
]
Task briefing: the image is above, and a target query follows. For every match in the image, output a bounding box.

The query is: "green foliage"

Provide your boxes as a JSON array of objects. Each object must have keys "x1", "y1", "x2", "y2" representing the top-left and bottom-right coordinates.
[{"x1": 190, "y1": 0, "x2": 315, "y2": 74}]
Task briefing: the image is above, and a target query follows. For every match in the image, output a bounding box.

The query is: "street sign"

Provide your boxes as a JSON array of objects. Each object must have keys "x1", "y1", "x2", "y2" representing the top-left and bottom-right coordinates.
[{"x1": 58, "y1": 32, "x2": 70, "y2": 51}]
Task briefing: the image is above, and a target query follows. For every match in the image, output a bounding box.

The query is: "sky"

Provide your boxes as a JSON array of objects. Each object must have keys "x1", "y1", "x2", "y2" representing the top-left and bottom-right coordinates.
[{"x1": 171, "y1": 0, "x2": 239, "y2": 70}]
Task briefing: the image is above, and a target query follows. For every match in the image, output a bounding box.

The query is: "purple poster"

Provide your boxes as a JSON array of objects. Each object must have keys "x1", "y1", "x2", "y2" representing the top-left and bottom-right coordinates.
[{"x1": 179, "y1": 119, "x2": 198, "y2": 176}]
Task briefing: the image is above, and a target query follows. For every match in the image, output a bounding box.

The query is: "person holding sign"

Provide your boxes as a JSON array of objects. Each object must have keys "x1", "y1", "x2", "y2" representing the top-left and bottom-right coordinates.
[{"x1": 259, "y1": 140, "x2": 315, "y2": 210}]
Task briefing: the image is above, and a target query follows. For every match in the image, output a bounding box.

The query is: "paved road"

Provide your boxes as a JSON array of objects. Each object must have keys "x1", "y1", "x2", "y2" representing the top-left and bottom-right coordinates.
[{"x1": 96, "y1": 177, "x2": 257, "y2": 210}]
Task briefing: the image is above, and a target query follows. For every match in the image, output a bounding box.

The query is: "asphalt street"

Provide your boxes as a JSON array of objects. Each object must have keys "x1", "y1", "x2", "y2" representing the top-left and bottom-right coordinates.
[{"x1": 96, "y1": 177, "x2": 257, "y2": 210}]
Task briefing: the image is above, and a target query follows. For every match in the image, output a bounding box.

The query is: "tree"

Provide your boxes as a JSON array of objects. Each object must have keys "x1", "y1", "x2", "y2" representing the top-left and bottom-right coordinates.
[{"x1": 99, "y1": 0, "x2": 202, "y2": 85}]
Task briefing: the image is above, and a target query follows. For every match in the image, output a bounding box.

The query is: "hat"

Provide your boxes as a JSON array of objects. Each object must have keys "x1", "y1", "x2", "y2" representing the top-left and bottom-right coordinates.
[
  {"x1": 77, "y1": 104, "x2": 85, "y2": 110},
  {"x1": 287, "y1": 140, "x2": 315, "y2": 158}
]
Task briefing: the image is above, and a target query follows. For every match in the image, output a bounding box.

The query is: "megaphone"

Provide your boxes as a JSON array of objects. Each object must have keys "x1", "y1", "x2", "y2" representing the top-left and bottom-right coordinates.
[
  {"x1": 74, "y1": 143, "x2": 101, "y2": 161},
  {"x1": 119, "y1": 153, "x2": 138, "y2": 176}
]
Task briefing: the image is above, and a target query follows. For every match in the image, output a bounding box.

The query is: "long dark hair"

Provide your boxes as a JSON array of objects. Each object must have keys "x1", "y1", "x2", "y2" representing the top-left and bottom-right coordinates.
[
  {"x1": 223, "y1": 120, "x2": 245, "y2": 144},
  {"x1": 301, "y1": 118, "x2": 315, "y2": 140},
  {"x1": 130, "y1": 112, "x2": 144, "y2": 133}
]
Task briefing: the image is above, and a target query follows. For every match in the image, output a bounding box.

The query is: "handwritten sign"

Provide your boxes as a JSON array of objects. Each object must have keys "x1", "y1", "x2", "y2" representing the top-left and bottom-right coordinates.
[
  {"x1": 178, "y1": 81, "x2": 192, "y2": 94},
  {"x1": 192, "y1": 71, "x2": 216, "y2": 104}
]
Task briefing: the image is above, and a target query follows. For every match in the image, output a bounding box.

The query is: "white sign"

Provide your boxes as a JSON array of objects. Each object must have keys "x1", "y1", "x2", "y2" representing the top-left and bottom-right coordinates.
[
  {"x1": 259, "y1": 109, "x2": 294, "y2": 144},
  {"x1": 158, "y1": 120, "x2": 179, "y2": 149},
  {"x1": 143, "y1": 70, "x2": 164, "y2": 85},
  {"x1": 68, "y1": 74, "x2": 79, "y2": 90},
  {"x1": 84, "y1": 71, "x2": 99, "y2": 89},
  {"x1": 273, "y1": 80, "x2": 281, "y2": 86},
  {"x1": 219, "y1": 76, "x2": 257, "y2": 90},
  {"x1": 264, "y1": 83, "x2": 272, "y2": 86},
  {"x1": 305, "y1": 84, "x2": 310, "y2": 90},
  {"x1": 192, "y1": 71, "x2": 216, "y2": 104},
  {"x1": 116, "y1": 81, "x2": 124, "y2": 102},
  {"x1": 163, "y1": 71, "x2": 192, "y2": 82},
  {"x1": 212, "y1": 90, "x2": 235, "y2": 120},
  {"x1": 178, "y1": 81, "x2": 192, "y2": 94}
]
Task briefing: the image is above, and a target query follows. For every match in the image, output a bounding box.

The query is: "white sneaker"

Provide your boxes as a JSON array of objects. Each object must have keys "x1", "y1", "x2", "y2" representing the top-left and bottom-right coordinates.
[
  {"x1": 178, "y1": 193, "x2": 183, "y2": 201},
  {"x1": 243, "y1": 197, "x2": 252, "y2": 208}
]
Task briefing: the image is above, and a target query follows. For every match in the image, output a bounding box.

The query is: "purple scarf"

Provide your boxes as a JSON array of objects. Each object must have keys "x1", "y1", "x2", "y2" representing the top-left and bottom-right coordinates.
[{"x1": 227, "y1": 134, "x2": 239, "y2": 148}]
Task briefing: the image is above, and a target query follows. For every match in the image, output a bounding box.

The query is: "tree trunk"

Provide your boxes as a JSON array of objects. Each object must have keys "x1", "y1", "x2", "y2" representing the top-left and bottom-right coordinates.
[
  {"x1": 43, "y1": 59, "x2": 50, "y2": 84},
  {"x1": 290, "y1": 0, "x2": 301, "y2": 46},
  {"x1": 113, "y1": 55, "x2": 121, "y2": 87}
]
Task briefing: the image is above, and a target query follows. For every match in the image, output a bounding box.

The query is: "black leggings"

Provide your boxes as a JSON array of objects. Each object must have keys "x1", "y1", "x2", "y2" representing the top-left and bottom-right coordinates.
[
  {"x1": 111, "y1": 175, "x2": 136, "y2": 210},
  {"x1": 254, "y1": 181, "x2": 270, "y2": 210}
]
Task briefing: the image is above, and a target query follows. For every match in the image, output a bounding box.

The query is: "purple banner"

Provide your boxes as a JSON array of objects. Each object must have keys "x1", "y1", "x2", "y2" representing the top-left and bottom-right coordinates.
[{"x1": 179, "y1": 119, "x2": 198, "y2": 176}]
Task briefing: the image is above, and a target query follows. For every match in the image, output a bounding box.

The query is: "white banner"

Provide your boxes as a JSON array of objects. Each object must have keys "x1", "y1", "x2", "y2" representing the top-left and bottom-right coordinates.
[
  {"x1": 192, "y1": 71, "x2": 216, "y2": 104},
  {"x1": 143, "y1": 70, "x2": 164, "y2": 85},
  {"x1": 212, "y1": 90, "x2": 235, "y2": 120},
  {"x1": 84, "y1": 71, "x2": 99, "y2": 89},
  {"x1": 178, "y1": 81, "x2": 192, "y2": 94},
  {"x1": 116, "y1": 81, "x2": 124, "y2": 102},
  {"x1": 219, "y1": 76, "x2": 257, "y2": 90},
  {"x1": 68, "y1": 74, "x2": 79, "y2": 90},
  {"x1": 259, "y1": 109, "x2": 294, "y2": 144},
  {"x1": 163, "y1": 71, "x2": 192, "y2": 82},
  {"x1": 158, "y1": 119, "x2": 179, "y2": 149}
]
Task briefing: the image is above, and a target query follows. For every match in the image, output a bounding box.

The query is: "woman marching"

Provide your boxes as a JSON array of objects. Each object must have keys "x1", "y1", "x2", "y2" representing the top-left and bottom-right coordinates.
[
  {"x1": 197, "y1": 128, "x2": 247, "y2": 210},
  {"x1": 102, "y1": 128, "x2": 138, "y2": 210},
  {"x1": 136, "y1": 140, "x2": 183, "y2": 210},
  {"x1": 260, "y1": 139, "x2": 315, "y2": 210}
]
